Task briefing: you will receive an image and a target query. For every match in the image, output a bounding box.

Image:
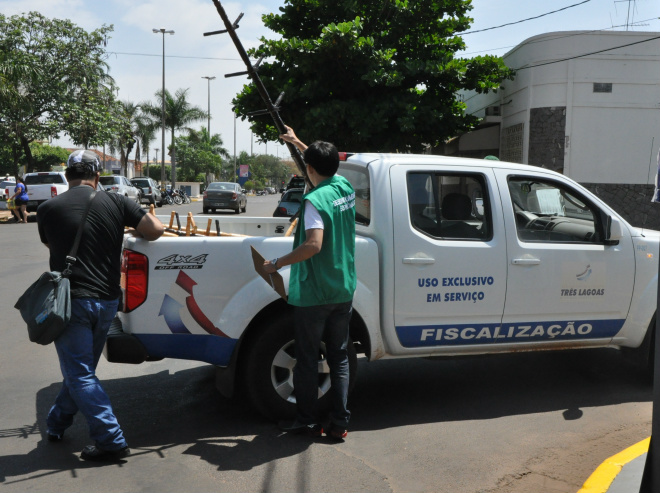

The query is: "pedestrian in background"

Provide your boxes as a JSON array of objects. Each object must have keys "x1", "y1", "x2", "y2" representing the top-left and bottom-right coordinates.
[
  {"x1": 37, "y1": 150, "x2": 164, "y2": 461},
  {"x1": 10, "y1": 176, "x2": 29, "y2": 223},
  {"x1": 264, "y1": 126, "x2": 357, "y2": 440}
]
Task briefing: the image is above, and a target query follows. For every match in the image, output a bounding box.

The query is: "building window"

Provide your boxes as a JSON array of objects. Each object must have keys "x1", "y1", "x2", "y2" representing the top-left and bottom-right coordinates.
[{"x1": 593, "y1": 83, "x2": 612, "y2": 93}]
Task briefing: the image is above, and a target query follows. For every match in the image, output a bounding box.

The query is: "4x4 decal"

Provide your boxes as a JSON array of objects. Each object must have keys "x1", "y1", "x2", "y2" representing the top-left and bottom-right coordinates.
[{"x1": 155, "y1": 254, "x2": 208, "y2": 270}]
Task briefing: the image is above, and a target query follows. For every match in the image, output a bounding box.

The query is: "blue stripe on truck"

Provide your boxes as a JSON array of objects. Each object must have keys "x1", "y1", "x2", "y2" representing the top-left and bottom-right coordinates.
[
  {"x1": 134, "y1": 333, "x2": 237, "y2": 366},
  {"x1": 396, "y1": 319, "x2": 625, "y2": 348}
]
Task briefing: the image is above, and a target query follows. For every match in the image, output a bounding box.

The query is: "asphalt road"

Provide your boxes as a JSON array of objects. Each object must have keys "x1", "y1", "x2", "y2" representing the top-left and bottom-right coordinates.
[{"x1": 0, "y1": 194, "x2": 652, "y2": 493}]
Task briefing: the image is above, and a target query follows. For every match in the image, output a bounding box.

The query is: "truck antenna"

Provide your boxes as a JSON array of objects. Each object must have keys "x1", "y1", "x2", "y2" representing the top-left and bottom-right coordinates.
[{"x1": 205, "y1": 0, "x2": 311, "y2": 189}]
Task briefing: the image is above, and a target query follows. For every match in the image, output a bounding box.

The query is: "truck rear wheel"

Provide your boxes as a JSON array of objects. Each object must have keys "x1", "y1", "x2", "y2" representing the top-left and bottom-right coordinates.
[{"x1": 243, "y1": 316, "x2": 357, "y2": 421}]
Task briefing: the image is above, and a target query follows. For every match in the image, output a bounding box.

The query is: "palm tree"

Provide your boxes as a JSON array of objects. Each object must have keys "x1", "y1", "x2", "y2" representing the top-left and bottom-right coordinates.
[
  {"x1": 108, "y1": 100, "x2": 141, "y2": 176},
  {"x1": 185, "y1": 126, "x2": 230, "y2": 182},
  {"x1": 141, "y1": 88, "x2": 207, "y2": 186},
  {"x1": 135, "y1": 114, "x2": 157, "y2": 178}
]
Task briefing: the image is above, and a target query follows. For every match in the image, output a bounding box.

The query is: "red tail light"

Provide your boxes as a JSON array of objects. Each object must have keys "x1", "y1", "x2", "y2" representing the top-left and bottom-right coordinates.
[
  {"x1": 232, "y1": 192, "x2": 237, "y2": 200},
  {"x1": 121, "y1": 249, "x2": 148, "y2": 312},
  {"x1": 203, "y1": 191, "x2": 208, "y2": 198},
  {"x1": 51, "y1": 186, "x2": 57, "y2": 198},
  {"x1": 276, "y1": 207, "x2": 288, "y2": 216}
]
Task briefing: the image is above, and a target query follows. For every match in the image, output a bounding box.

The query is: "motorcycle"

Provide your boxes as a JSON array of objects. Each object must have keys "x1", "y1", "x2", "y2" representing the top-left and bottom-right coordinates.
[
  {"x1": 178, "y1": 187, "x2": 191, "y2": 204},
  {"x1": 160, "y1": 187, "x2": 174, "y2": 205}
]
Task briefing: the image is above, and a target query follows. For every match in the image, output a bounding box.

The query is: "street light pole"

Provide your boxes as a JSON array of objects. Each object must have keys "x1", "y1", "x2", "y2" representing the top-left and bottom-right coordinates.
[
  {"x1": 234, "y1": 112, "x2": 237, "y2": 183},
  {"x1": 201, "y1": 76, "x2": 215, "y2": 137},
  {"x1": 152, "y1": 28, "x2": 174, "y2": 187}
]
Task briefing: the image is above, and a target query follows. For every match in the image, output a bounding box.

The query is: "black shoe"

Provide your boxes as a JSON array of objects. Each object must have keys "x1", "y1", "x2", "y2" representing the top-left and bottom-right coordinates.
[
  {"x1": 278, "y1": 420, "x2": 323, "y2": 437},
  {"x1": 47, "y1": 432, "x2": 63, "y2": 442},
  {"x1": 325, "y1": 423, "x2": 348, "y2": 441},
  {"x1": 80, "y1": 445, "x2": 130, "y2": 462}
]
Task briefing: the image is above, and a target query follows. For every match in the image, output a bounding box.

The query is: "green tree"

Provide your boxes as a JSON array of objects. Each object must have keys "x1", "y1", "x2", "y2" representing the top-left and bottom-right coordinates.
[
  {"x1": 108, "y1": 100, "x2": 140, "y2": 176},
  {"x1": 173, "y1": 127, "x2": 229, "y2": 183},
  {"x1": 135, "y1": 115, "x2": 157, "y2": 178},
  {"x1": 141, "y1": 88, "x2": 207, "y2": 186},
  {"x1": 0, "y1": 12, "x2": 119, "y2": 171},
  {"x1": 29, "y1": 142, "x2": 69, "y2": 172},
  {"x1": 233, "y1": 0, "x2": 514, "y2": 152}
]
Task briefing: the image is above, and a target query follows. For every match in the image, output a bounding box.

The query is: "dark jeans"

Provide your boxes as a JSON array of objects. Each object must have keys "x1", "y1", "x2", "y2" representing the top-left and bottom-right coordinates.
[{"x1": 293, "y1": 301, "x2": 352, "y2": 428}]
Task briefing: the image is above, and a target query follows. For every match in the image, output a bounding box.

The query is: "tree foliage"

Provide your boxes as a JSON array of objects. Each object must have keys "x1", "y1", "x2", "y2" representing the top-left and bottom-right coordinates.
[
  {"x1": 0, "y1": 12, "x2": 122, "y2": 170},
  {"x1": 233, "y1": 0, "x2": 515, "y2": 152}
]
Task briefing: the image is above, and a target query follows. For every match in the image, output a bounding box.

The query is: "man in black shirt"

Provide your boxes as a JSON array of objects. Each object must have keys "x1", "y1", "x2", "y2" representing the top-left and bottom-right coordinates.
[{"x1": 37, "y1": 150, "x2": 163, "y2": 462}]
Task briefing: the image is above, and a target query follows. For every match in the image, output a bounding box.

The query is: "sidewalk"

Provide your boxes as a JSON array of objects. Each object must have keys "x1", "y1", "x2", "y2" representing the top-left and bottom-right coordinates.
[{"x1": 578, "y1": 437, "x2": 648, "y2": 493}]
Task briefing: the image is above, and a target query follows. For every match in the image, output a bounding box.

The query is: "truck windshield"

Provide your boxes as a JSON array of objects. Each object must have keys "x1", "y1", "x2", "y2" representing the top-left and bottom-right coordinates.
[{"x1": 24, "y1": 174, "x2": 65, "y2": 185}]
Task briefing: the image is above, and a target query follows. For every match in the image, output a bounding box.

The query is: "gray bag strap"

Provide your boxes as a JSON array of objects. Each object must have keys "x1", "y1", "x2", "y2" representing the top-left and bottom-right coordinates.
[{"x1": 63, "y1": 190, "x2": 97, "y2": 277}]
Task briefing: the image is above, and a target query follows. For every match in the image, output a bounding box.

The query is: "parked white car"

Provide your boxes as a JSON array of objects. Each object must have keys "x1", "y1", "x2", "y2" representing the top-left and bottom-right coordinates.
[
  {"x1": 1, "y1": 180, "x2": 16, "y2": 200},
  {"x1": 99, "y1": 175, "x2": 141, "y2": 204}
]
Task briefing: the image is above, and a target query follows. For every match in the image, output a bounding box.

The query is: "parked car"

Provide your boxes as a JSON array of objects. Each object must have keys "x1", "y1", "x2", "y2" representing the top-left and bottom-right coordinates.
[
  {"x1": 131, "y1": 177, "x2": 163, "y2": 207},
  {"x1": 203, "y1": 182, "x2": 247, "y2": 214},
  {"x1": 273, "y1": 187, "x2": 304, "y2": 217},
  {"x1": 99, "y1": 175, "x2": 141, "y2": 204},
  {"x1": 0, "y1": 180, "x2": 16, "y2": 200},
  {"x1": 285, "y1": 175, "x2": 306, "y2": 192},
  {"x1": 23, "y1": 172, "x2": 69, "y2": 212}
]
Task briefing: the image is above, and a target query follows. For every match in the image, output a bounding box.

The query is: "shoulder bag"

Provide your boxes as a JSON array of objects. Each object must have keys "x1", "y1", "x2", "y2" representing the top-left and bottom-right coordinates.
[{"x1": 14, "y1": 191, "x2": 97, "y2": 345}]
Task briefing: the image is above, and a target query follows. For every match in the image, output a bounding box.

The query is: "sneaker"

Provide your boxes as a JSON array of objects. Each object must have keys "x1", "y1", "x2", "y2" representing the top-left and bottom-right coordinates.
[
  {"x1": 278, "y1": 420, "x2": 323, "y2": 437},
  {"x1": 80, "y1": 445, "x2": 130, "y2": 462},
  {"x1": 325, "y1": 423, "x2": 348, "y2": 441}
]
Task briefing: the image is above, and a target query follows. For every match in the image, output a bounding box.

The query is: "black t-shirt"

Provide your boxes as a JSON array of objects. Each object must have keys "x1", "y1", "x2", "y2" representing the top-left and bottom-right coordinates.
[{"x1": 37, "y1": 185, "x2": 146, "y2": 300}]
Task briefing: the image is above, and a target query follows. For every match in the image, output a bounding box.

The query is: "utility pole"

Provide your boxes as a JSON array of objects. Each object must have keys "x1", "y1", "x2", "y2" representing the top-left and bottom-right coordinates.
[
  {"x1": 152, "y1": 28, "x2": 175, "y2": 186},
  {"x1": 201, "y1": 76, "x2": 216, "y2": 137}
]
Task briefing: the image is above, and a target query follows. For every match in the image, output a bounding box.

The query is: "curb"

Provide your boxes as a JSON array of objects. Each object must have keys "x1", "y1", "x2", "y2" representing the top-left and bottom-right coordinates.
[{"x1": 578, "y1": 437, "x2": 649, "y2": 493}]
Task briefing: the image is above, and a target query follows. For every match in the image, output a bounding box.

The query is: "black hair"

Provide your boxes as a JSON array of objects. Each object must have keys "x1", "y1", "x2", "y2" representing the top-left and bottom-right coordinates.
[
  {"x1": 17, "y1": 176, "x2": 27, "y2": 193},
  {"x1": 303, "y1": 141, "x2": 339, "y2": 177},
  {"x1": 65, "y1": 163, "x2": 97, "y2": 181}
]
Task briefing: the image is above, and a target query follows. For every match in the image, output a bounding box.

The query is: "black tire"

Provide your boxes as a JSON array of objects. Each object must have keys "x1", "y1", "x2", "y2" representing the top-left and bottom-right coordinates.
[
  {"x1": 623, "y1": 314, "x2": 655, "y2": 384},
  {"x1": 203, "y1": 207, "x2": 209, "y2": 214},
  {"x1": 241, "y1": 201, "x2": 247, "y2": 213},
  {"x1": 157, "y1": 199, "x2": 163, "y2": 207},
  {"x1": 235, "y1": 206, "x2": 241, "y2": 214},
  {"x1": 243, "y1": 316, "x2": 358, "y2": 421},
  {"x1": 150, "y1": 197, "x2": 156, "y2": 206}
]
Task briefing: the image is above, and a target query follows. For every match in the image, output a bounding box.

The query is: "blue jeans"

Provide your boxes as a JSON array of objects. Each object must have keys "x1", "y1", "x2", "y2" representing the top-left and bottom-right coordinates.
[
  {"x1": 293, "y1": 301, "x2": 352, "y2": 428},
  {"x1": 47, "y1": 297, "x2": 127, "y2": 451}
]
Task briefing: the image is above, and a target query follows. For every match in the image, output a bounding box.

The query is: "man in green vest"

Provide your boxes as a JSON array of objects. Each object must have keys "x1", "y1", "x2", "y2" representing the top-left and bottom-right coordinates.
[{"x1": 263, "y1": 126, "x2": 356, "y2": 440}]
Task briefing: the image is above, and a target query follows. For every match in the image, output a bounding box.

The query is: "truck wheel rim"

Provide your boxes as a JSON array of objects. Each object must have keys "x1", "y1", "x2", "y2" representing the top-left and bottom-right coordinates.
[{"x1": 270, "y1": 340, "x2": 331, "y2": 404}]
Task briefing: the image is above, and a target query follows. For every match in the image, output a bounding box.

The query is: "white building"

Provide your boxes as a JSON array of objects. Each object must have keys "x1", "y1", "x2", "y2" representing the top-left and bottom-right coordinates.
[{"x1": 452, "y1": 30, "x2": 660, "y2": 227}]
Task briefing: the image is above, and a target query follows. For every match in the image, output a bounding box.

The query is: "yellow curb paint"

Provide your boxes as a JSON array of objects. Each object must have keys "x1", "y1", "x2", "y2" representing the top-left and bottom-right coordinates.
[{"x1": 577, "y1": 437, "x2": 650, "y2": 493}]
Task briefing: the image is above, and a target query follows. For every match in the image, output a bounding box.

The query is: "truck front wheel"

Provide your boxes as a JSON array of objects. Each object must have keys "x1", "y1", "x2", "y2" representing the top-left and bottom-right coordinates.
[{"x1": 243, "y1": 318, "x2": 357, "y2": 421}]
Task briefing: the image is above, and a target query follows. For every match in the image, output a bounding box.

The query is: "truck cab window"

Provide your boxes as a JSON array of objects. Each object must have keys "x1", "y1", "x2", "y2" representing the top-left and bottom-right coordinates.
[
  {"x1": 406, "y1": 172, "x2": 491, "y2": 241},
  {"x1": 508, "y1": 177, "x2": 602, "y2": 243},
  {"x1": 338, "y1": 165, "x2": 370, "y2": 226}
]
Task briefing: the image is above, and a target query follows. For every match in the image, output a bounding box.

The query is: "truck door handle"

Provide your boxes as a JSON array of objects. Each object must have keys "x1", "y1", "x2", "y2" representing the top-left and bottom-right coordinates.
[
  {"x1": 511, "y1": 258, "x2": 541, "y2": 265},
  {"x1": 403, "y1": 257, "x2": 435, "y2": 265}
]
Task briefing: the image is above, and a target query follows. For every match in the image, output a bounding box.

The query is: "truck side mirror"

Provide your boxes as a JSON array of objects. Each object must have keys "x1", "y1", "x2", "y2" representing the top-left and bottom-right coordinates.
[{"x1": 605, "y1": 216, "x2": 622, "y2": 245}]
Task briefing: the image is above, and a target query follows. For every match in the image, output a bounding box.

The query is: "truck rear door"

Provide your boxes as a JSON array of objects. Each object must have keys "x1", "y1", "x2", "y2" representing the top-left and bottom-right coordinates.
[
  {"x1": 494, "y1": 168, "x2": 635, "y2": 346},
  {"x1": 390, "y1": 164, "x2": 508, "y2": 353}
]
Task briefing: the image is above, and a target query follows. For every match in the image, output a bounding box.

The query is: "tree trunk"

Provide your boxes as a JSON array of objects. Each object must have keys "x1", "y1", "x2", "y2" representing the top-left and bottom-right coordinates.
[
  {"x1": 20, "y1": 136, "x2": 34, "y2": 173},
  {"x1": 170, "y1": 128, "x2": 177, "y2": 188}
]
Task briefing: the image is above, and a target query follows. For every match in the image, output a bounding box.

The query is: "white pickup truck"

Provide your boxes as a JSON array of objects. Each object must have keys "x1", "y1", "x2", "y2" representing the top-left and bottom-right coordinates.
[
  {"x1": 107, "y1": 153, "x2": 659, "y2": 419},
  {"x1": 23, "y1": 171, "x2": 69, "y2": 212}
]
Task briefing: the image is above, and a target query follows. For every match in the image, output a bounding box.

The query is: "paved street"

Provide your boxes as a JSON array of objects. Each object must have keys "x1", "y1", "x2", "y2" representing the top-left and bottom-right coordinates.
[{"x1": 0, "y1": 194, "x2": 652, "y2": 492}]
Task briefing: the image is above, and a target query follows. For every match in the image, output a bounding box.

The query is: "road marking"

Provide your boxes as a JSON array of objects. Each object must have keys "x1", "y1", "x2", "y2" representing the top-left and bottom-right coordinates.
[{"x1": 577, "y1": 437, "x2": 649, "y2": 493}]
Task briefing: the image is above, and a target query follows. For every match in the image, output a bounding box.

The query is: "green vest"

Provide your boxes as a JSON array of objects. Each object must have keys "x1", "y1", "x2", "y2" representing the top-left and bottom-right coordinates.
[{"x1": 288, "y1": 175, "x2": 357, "y2": 307}]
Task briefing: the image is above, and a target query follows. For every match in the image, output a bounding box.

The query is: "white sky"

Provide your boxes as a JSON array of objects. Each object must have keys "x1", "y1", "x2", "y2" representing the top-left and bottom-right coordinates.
[{"x1": 1, "y1": 0, "x2": 658, "y2": 160}]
